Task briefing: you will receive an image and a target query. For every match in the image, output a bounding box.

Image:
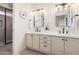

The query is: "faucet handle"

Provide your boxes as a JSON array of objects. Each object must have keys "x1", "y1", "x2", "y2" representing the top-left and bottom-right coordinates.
[
  {"x1": 59, "y1": 30, "x2": 61, "y2": 34},
  {"x1": 66, "y1": 31, "x2": 68, "y2": 34}
]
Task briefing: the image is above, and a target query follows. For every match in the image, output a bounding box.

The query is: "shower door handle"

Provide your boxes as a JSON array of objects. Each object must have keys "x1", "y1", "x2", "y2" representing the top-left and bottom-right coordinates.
[{"x1": 0, "y1": 20, "x2": 2, "y2": 28}]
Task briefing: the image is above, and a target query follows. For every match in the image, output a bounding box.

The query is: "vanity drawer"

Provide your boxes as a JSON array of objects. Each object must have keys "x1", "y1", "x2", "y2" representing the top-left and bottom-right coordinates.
[
  {"x1": 40, "y1": 39, "x2": 51, "y2": 45},
  {"x1": 40, "y1": 35, "x2": 51, "y2": 41},
  {"x1": 40, "y1": 43, "x2": 51, "y2": 53}
]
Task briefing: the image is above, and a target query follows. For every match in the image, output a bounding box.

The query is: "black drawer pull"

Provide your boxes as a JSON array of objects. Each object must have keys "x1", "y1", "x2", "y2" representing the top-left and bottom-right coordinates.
[
  {"x1": 43, "y1": 45, "x2": 47, "y2": 47},
  {"x1": 43, "y1": 37, "x2": 47, "y2": 39},
  {"x1": 43, "y1": 41, "x2": 48, "y2": 43}
]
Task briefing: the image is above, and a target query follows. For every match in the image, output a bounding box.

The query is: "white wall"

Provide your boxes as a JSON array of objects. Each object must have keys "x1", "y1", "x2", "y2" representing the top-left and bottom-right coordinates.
[
  {"x1": 13, "y1": 3, "x2": 32, "y2": 54},
  {"x1": 0, "y1": 3, "x2": 12, "y2": 9}
]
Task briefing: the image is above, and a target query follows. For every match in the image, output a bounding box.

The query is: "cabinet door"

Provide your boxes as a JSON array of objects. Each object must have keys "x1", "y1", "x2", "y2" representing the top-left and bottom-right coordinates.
[
  {"x1": 26, "y1": 34, "x2": 32, "y2": 48},
  {"x1": 65, "y1": 39, "x2": 79, "y2": 55},
  {"x1": 52, "y1": 37, "x2": 64, "y2": 55},
  {"x1": 33, "y1": 35, "x2": 39, "y2": 49}
]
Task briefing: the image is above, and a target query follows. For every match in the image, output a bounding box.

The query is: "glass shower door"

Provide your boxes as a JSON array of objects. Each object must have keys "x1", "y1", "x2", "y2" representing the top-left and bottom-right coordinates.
[
  {"x1": 0, "y1": 7, "x2": 5, "y2": 46},
  {"x1": 5, "y1": 9, "x2": 12, "y2": 44}
]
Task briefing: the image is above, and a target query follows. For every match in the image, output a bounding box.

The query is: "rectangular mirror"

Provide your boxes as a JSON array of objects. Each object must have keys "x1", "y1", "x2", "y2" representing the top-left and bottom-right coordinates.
[{"x1": 33, "y1": 11, "x2": 44, "y2": 28}]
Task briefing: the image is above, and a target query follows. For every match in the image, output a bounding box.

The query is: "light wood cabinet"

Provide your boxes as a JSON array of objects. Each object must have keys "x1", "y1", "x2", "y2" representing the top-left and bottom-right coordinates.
[
  {"x1": 65, "y1": 39, "x2": 79, "y2": 55},
  {"x1": 52, "y1": 37, "x2": 79, "y2": 55},
  {"x1": 26, "y1": 34, "x2": 33, "y2": 48},
  {"x1": 26, "y1": 34, "x2": 79, "y2": 55},
  {"x1": 52, "y1": 37, "x2": 64, "y2": 55},
  {"x1": 32, "y1": 35, "x2": 39, "y2": 50},
  {"x1": 26, "y1": 34, "x2": 51, "y2": 54}
]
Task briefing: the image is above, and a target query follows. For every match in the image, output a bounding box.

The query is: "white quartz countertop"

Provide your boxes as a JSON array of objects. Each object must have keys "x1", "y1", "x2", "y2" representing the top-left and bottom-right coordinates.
[{"x1": 26, "y1": 32, "x2": 79, "y2": 39}]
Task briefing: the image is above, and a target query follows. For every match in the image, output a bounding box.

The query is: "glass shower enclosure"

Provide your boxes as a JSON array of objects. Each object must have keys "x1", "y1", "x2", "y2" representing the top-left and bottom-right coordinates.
[{"x1": 0, "y1": 6, "x2": 12, "y2": 46}]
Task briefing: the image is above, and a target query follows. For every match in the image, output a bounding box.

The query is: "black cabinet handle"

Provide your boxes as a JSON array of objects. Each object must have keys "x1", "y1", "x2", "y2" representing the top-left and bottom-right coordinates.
[
  {"x1": 62, "y1": 39, "x2": 64, "y2": 40},
  {"x1": 65, "y1": 39, "x2": 67, "y2": 41},
  {"x1": 31, "y1": 35, "x2": 33, "y2": 37},
  {"x1": 62, "y1": 39, "x2": 68, "y2": 41}
]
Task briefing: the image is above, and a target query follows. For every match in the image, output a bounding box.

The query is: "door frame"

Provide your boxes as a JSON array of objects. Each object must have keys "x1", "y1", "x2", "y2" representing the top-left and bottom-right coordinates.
[{"x1": 5, "y1": 8, "x2": 12, "y2": 44}]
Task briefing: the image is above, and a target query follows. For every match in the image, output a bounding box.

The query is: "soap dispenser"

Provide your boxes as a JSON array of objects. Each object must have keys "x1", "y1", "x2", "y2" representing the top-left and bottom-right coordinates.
[{"x1": 45, "y1": 23, "x2": 50, "y2": 31}]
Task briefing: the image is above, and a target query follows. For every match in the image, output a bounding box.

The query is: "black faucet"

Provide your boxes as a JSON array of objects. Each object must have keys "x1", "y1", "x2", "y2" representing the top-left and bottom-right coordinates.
[{"x1": 62, "y1": 28, "x2": 65, "y2": 34}]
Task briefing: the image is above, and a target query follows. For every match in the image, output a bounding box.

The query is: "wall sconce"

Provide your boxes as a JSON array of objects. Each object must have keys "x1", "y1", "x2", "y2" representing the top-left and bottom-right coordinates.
[{"x1": 19, "y1": 11, "x2": 26, "y2": 19}]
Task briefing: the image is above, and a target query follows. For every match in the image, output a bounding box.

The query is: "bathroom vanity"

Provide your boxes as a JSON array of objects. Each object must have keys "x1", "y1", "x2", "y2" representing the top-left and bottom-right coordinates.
[
  {"x1": 26, "y1": 4, "x2": 79, "y2": 55},
  {"x1": 26, "y1": 33, "x2": 79, "y2": 55}
]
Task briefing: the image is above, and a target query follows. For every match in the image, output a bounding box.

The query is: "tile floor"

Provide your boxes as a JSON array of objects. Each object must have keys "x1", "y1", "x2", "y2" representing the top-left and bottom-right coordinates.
[
  {"x1": 20, "y1": 48, "x2": 47, "y2": 55},
  {"x1": 0, "y1": 43, "x2": 12, "y2": 55}
]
